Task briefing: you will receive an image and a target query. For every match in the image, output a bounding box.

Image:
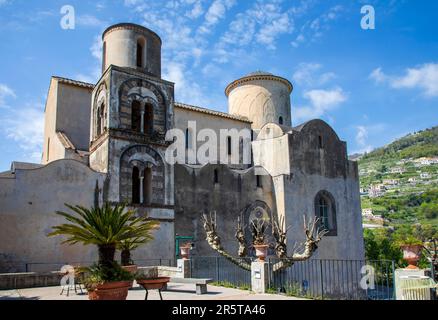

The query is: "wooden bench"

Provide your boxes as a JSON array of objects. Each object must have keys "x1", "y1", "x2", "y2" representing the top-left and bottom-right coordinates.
[{"x1": 168, "y1": 278, "x2": 213, "y2": 295}]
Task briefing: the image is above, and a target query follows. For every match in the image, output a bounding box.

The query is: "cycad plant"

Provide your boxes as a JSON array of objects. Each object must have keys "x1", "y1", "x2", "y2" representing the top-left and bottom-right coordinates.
[
  {"x1": 118, "y1": 237, "x2": 155, "y2": 266},
  {"x1": 49, "y1": 202, "x2": 160, "y2": 268}
]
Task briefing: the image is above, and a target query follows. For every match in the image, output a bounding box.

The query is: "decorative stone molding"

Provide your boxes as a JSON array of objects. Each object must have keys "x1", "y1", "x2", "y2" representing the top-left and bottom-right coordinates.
[{"x1": 225, "y1": 74, "x2": 293, "y2": 97}]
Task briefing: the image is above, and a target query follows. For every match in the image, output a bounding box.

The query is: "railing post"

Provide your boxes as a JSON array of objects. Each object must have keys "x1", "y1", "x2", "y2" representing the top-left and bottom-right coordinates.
[
  {"x1": 320, "y1": 260, "x2": 324, "y2": 300},
  {"x1": 216, "y1": 257, "x2": 220, "y2": 282}
]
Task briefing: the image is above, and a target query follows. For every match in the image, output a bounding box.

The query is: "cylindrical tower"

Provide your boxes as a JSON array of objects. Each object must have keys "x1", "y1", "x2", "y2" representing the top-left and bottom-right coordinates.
[
  {"x1": 102, "y1": 23, "x2": 162, "y2": 78},
  {"x1": 225, "y1": 71, "x2": 293, "y2": 129}
]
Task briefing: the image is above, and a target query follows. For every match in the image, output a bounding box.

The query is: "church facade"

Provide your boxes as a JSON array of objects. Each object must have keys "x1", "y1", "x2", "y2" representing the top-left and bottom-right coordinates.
[{"x1": 0, "y1": 23, "x2": 364, "y2": 272}]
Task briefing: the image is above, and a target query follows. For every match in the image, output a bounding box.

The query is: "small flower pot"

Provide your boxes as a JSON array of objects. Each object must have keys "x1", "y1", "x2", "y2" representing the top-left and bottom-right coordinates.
[
  {"x1": 401, "y1": 244, "x2": 423, "y2": 269},
  {"x1": 254, "y1": 245, "x2": 269, "y2": 262},
  {"x1": 180, "y1": 246, "x2": 191, "y2": 260},
  {"x1": 88, "y1": 281, "x2": 133, "y2": 300}
]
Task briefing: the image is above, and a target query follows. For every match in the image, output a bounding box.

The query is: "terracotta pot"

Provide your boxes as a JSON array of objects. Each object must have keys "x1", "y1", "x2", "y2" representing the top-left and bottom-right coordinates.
[
  {"x1": 401, "y1": 244, "x2": 423, "y2": 269},
  {"x1": 122, "y1": 265, "x2": 138, "y2": 274},
  {"x1": 180, "y1": 246, "x2": 191, "y2": 260},
  {"x1": 254, "y1": 245, "x2": 269, "y2": 262},
  {"x1": 137, "y1": 277, "x2": 170, "y2": 290},
  {"x1": 88, "y1": 281, "x2": 133, "y2": 300}
]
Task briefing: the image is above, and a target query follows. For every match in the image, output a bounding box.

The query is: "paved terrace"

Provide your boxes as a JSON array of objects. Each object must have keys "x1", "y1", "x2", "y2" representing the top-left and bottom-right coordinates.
[{"x1": 0, "y1": 282, "x2": 304, "y2": 300}]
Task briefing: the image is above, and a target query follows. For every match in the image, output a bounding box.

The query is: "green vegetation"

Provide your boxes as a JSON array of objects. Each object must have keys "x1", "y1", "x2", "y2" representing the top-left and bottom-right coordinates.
[
  {"x1": 211, "y1": 281, "x2": 251, "y2": 291},
  {"x1": 48, "y1": 202, "x2": 159, "y2": 287},
  {"x1": 361, "y1": 126, "x2": 438, "y2": 163},
  {"x1": 357, "y1": 125, "x2": 438, "y2": 263}
]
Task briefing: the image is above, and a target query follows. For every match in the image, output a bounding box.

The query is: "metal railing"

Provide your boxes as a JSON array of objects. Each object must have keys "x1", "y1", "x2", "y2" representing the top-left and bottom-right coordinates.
[
  {"x1": 0, "y1": 259, "x2": 176, "y2": 273},
  {"x1": 189, "y1": 256, "x2": 251, "y2": 289},
  {"x1": 267, "y1": 258, "x2": 395, "y2": 300}
]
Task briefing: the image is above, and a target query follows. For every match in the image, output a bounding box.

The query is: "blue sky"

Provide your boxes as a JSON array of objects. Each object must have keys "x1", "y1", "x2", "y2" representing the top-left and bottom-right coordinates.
[{"x1": 0, "y1": 0, "x2": 437, "y2": 171}]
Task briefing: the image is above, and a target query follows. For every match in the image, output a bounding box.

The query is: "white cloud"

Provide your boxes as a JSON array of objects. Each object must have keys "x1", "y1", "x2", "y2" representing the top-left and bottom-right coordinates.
[
  {"x1": 291, "y1": 5, "x2": 344, "y2": 48},
  {"x1": 74, "y1": 36, "x2": 102, "y2": 84},
  {"x1": 370, "y1": 63, "x2": 438, "y2": 97},
  {"x1": 76, "y1": 15, "x2": 106, "y2": 28},
  {"x1": 352, "y1": 123, "x2": 386, "y2": 154},
  {"x1": 1, "y1": 102, "x2": 44, "y2": 163},
  {"x1": 295, "y1": 87, "x2": 347, "y2": 122},
  {"x1": 198, "y1": 0, "x2": 236, "y2": 34},
  {"x1": 0, "y1": 84, "x2": 16, "y2": 106},
  {"x1": 293, "y1": 63, "x2": 336, "y2": 87}
]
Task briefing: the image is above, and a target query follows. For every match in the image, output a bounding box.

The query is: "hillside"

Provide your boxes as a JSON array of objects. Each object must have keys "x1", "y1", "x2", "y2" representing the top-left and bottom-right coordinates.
[{"x1": 356, "y1": 126, "x2": 438, "y2": 228}]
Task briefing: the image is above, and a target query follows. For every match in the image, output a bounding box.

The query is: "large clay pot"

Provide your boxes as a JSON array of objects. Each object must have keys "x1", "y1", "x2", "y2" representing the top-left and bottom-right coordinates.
[
  {"x1": 88, "y1": 281, "x2": 133, "y2": 300},
  {"x1": 254, "y1": 245, "x2": 269, "y2": 262},
  {"x1": 137, "y1": 277, "x2": 171, "y2": 290},
  {"x1": 401, "y1": 245, "x2": 423, "y2": 269},
  {"x1": 122, "y1": 265, "x2": 138, "y2": 274},
  {"x1": 180, "y1": 246, "x2": 191, "y2": 260}
]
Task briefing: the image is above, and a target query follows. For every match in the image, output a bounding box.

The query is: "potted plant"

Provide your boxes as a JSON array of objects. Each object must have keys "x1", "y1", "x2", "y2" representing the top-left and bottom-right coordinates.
[
  {"x1": 119, "y1": 223, "x2": 159, "y2": 274},
  {"x1": 251, "y1": 219, "x2": 269, "y2": 262},
  {"x1": 179, "y1": 243, "x2": 192, "y2": 260},
  {"x1": 48, "y1": 202, "x2": 159, "y2": 300},
  {"x1": 398, "y1": 236, "x2": 424, "y2": 269}
]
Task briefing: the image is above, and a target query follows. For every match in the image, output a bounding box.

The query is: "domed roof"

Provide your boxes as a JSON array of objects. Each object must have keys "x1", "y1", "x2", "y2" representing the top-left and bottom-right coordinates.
[{"x1": 246, "y1": 71, "x2": 273, "y2": 77}]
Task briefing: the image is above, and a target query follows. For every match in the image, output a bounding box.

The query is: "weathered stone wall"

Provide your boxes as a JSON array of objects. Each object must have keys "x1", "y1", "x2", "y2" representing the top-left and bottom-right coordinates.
[
  {"x1": 174, "y1": 164, "x2": 275, "y2": 257},
  {"x1": 282, "y1": 120, "x2": 365, "y2": 260},
  {"x1": 0, "y1": 160, "x2": 105, "y2": 272}
]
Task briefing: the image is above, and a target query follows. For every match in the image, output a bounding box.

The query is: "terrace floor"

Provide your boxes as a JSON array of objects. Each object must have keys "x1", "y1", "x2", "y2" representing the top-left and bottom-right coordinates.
[{"x1": 0, "y1": 282, "x2": 304, "y2": 300}]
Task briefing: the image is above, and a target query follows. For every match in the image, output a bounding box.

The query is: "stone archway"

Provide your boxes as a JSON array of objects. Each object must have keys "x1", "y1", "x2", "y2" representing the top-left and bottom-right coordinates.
[{"x1": 119, "y1": 145, "x2": 165, "y2": 205}]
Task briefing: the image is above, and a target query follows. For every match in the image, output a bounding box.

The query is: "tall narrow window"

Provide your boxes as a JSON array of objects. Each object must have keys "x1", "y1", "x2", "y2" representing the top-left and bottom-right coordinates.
[
  {"x1": 185, "y1": 128, "x2": 190, "y2": 149},
  {"x1": 279, "y1": 116, "x2": 284, "y2": 125},
  {"x1": 102, "y1": 41, "x2": 106, "y2": 73},
  {"x1": 132, "y1": 166, "x2": 140, "y2": 204},
  {"x1": 143, "y1": 167, "x2": 152, "y2": 205},
  {"x1": 131, "y1": 100, "x2": 142, "y2": 132},
  {"x1": 318, "y1": 135, "x2": 323, "y2": 149},
  {"x1": 96, "y1": 106, "x2": 102, "y2": 137},
  {"x1": 137, "y1": 41, "x2": 143, "y2": 68},
  {"x1": 46, "y1": 138, "x2": 50, "y2": 162},
  {"x1": 144, "y1": 103, "x2": 154, "y2": 134},
  {"x1": 99, "y1": 104, "x2": 105, "y2": 135},
  {"x1": 227, "y1": 136, "x2": 232, "y2": 155},
  {"x1": 256, "y1": 175, "x2": 262, "y2": 188},
  {"x1": 214, "y1": 169, "x2": 219, "y2": 184}
]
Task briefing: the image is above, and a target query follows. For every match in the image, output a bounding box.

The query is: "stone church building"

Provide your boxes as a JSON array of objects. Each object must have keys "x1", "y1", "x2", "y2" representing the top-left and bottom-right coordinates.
[{"x1": 0, "y1": 23, "x2": 364, "y2": 272}]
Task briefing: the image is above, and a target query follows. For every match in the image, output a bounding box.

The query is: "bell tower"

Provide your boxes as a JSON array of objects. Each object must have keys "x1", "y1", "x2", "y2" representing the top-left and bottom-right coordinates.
[{"x1": 89, "y1": 23, "x2": 175, "y2": 215}]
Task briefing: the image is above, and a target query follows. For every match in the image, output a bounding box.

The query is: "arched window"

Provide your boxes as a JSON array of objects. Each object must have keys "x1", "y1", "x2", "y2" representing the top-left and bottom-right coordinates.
[
  {"x1": 314, "y1": 191, "x2": 337, "y2": 236},
  {"x1": 279, "y1": 116, "x2": 284, "y2": 125},
  {"x1": 137, "y1": 40, "x2": 144, "y2": 68},
  {"x1": 144, "y1": 103, "x2": 154, "y2": 134},
  {"x1": 131, "y1": 100, "x2": 142, "y2": 133},
  {"x1": 132, "y1": 166, "x2": 140, "y2": 204}
]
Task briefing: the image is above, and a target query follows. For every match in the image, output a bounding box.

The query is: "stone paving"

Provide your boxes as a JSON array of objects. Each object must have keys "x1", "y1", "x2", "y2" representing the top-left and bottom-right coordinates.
[{"x1": 0, "y1": 282, "x2": 304, "y2": 300}]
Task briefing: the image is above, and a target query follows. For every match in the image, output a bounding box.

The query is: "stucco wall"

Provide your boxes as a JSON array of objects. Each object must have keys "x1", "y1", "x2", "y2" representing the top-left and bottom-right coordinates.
[
  {"x1": 174, "y1": 106, "x2": 252, "y2": 166},
  {"x1": 0, "y1": 159, "x2": 175, "y2": 272},
  {"x1": 228, "y1": 78, "x2": 292, "y2": 129}
]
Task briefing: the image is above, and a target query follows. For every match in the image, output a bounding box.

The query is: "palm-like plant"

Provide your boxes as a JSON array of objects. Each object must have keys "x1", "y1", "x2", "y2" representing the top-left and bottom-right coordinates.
[
  {"x1": 48, "y1": 202, "x2": 160, "y2": 268},
  {"x1": 118, "y1": 238, "x2": 153, "y2": 266}
]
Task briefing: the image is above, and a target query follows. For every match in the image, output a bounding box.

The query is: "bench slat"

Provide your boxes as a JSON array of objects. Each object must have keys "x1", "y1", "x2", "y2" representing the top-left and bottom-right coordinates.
[{"x1": 169, "y1": 278, "x2": 212, "y2": 285}]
